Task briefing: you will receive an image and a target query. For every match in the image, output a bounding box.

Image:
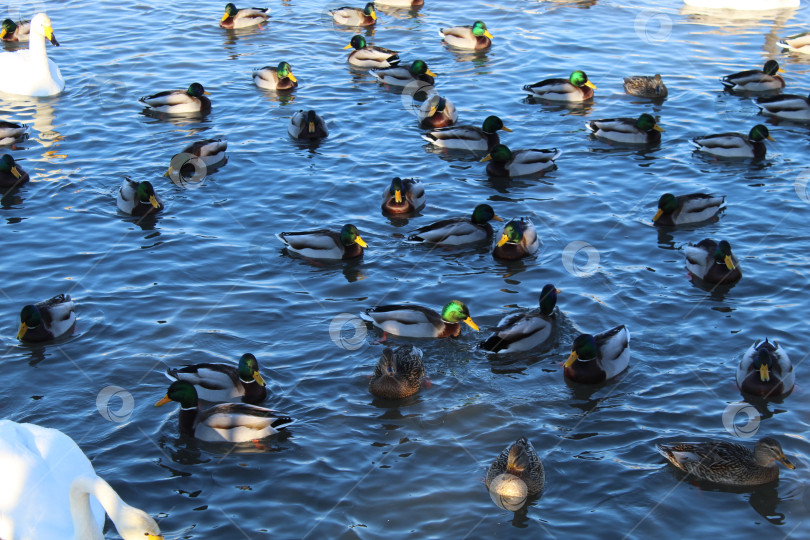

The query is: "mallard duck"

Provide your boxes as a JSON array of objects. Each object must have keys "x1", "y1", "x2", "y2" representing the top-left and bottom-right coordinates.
[
  {"x1": 381, "y1": 177, "x2": 425, "y2": 215},
  {"x1": 657, "y1": 437, "x2": 795, "y2": 486},
  {"x1": 422, "y1": 115, "x2": 511, "y2": 152},
  {"x1": 371, "y1": 59, "x2": 435, "y2": 87},
  {"x1": 375, "y1": 0, "x2": 423, "y2": 5},
  {"x1": 0, "y1": 120, "x2": 28, "y2": 145},
  {"x1": 777, "y1": 31, "x2": 810, "y2": 54},
  {"x1": 0, "y1": 13, "x2": 62, "y2": 96},
  {"x1": 277, "y1": 224, "x2": 367, "y2": 260},
  {"x1": 479, "y1": 284, "x2": 559, "y2": 354},
  {"x1": 116, "y1": 178, "x2": 163, "y2": 217},
  {"x1": 359, "y1": 300, "x2": 478, "y2": 338},
  {"x1": 17, "y1": 293, "x2": 75, "y2": 342},
  {"x1": 288, "y1": 110, "x2": 328, "y2": 139},
  {"x1": 344, "y1": 35, "x2": 399, "y2": 69},
  {"x1": 0, "y1": 420, "x2": 163, "y2": 540},
  {"x1": 586, "y1": 113, "x2": 663, "y2": 144},
  {"x1": 0, "y1": 153, "x2": 29, "y2": 188},
  {"x1": 564, "y1": 325, "x2": 630, "y2": 383},
  {"x1": 685, "y1": 238, "x2": 741, "y2": 284},
  {"x1": 368, "y1": 345, "x2": 425, "y2": 399},
  {"x1": 139, "y1": 82, "x2": 211, "y2": 115},
  {"x1": 438, "y1": 20, "x2": 493, "y2": 50},
  {"x1": 0, "y1": 18, "x2": 30, "y2": 42},
  {"x1": 253, "y1": 61, "x2": 298, "y2": 91},
  {"x1": 623, "y1": 74, "x2": 667, "y2": 98},
  {"x1": 485, "y1": 437, "x2": 544, "y2": 511},
  {"x1": 736, "y1": 339, "x2": 794, "y2": 397},
  {"x1": 481, "y1": 144, "x2": 560, "y2": 178},
  {"x1": 652, "y1": 193, "x2": 725, "y2": 226},
  {"x1": 166, "y1": 353, "x2": 267, "y2": 404},
  {"x1": 523, "y1": 70, "x2": 596, "y2": 102},
  {"x1": 166, "y1": 138, "x2": 228, "y2": 179},
  {"x1": 330, "y1": 2, "x2": 376, "y2": 26},
  {"x1": 219, "y1": 3, "x2": 268, "y2": 29},
  {"x1": 722, "y1": 60, "x2": 785, "y2": 93},
  {"x1": 492, "y1": 217, "x2": 539, "y2": 260},
  {"x1": 155, "y1": 380, "x2": 292, "y2": 443},
  {"x1": 692, "y1": 124, "x2": 773, "y2": 159},
  {"x1": 407, "y1": 203, "x2": 503, "y2": 245},
  {"x1": 418, "y1": 94, "x2": 457, "y2": 129},
  {"x1": 755, "y1": 93, "x2": 810, "y2": 122}
]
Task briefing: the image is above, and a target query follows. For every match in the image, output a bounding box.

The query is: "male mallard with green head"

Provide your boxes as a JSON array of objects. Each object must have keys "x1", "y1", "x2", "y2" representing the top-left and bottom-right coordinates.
[
  {"x1": 360, "y1": 300, "x2": 478, "y2": 338},
  {"x1": 564, "y1": 325, "x2": 630, "y2": 383},
  {"x1": 684, "y1": 238, "x2": 741, "y2": 284},
  {"x1": 17, "y1": 294, "x2": 76, "y2": 342},
  {"x1": 523, "y1": 70, "x2": 596, "y2": 102},
  {"x1": 167, "y1": 353, "x2": 268, "y2": 404},
  {"x1": 277, "y1": 224, "x2": 367, "y2": 260}
]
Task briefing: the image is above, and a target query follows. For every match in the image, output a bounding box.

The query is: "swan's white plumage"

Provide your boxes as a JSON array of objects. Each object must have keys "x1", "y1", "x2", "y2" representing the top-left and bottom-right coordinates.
[
  {"x1": 0, "y1": 13, "x2": 64, "y2": 97},
  {"x1": 0, "y1": 420, "x2": 162, "y2": 540}
]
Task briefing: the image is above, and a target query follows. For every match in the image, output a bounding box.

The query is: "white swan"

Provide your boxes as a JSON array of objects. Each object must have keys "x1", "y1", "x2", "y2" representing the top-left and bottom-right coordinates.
[
  {"x1": 0, "y1": 420, "x2": 163, "y2": 540},
  {"x1": 0, "y1": 13, "x2": 64, "y2": 97}
]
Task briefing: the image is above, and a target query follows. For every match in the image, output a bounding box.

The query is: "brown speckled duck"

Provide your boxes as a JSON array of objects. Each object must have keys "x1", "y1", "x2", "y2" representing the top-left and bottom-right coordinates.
[
  {"x1": 485, "y1": 437, "x2": 544, "y2": 510},
  {"x1": 368, "y1": 345, "x2": 425, "y2": 399},
  {"x1": 657, "y1": 437, "x2": 794, "y2": 486}
]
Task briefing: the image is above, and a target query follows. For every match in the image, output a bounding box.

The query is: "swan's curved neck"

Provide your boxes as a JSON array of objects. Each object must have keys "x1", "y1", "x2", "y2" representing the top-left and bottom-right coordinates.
[
  {"x1": 69, "y1": 475, "x2": 145, "y2": 540},
  {"x1": 27, "y1": 29, "x2": 50, "y2": 74}
]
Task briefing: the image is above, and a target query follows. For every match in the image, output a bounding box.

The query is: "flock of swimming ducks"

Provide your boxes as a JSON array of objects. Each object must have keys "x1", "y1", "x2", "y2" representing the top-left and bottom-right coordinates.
[{"x1": 1, "y1": 2, "x2": 808, "y2": 535}]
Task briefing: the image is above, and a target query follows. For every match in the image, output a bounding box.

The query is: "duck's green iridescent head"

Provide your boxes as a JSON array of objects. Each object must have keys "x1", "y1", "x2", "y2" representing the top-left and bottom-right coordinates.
[
  {"x1": 387, "y1": 177, "x2": 406, "y2": 203},
  {"x1": 481, "y1": 115, "x2": 512, "y2": 134},
  {"x1": 753, "y1": 348, "x2": 774, "y2": 382},
  {"x1": 0, "y1": 154, "x2": 22, "y2": 178},
  {"x1": 653, "y1": 193, "x2": 677, "y2": 222},
  {"x1": 441, "y1": 300, "x2": 478, "y2": 330},
  {"x1": 636, "y1": 113, "x2": 664, "y2": 133},
  {"x1": 0, "y1": 19, "x2": 17, "y2": 39},
  {"x1": 569, "y1": 70, "x2": 596, "y2": 89},
  {"x1": 496, "y1": 219, "x2": 525, "y2": 247},
  {"x1": 276, "y1": 61, "x2": 297, "y2": 82},
  {"x1": 763, "y1": 59, "x2": 783, "y2": 76},
  {"x1": 340, "y1": 224, "x2": 368, "y2": 248},
  {"x1": 481, "y1": 144, "x2": 512, "y2": 164},
  {"x1": 364, "y1": 2, "x2": 377, "y2": 19},
  {"x1": 539, "y1": 284, "x2": 558, "y2": 316},
  {"x1": 471, "y1": 203, "x2": 503, "y2": 225},
  {"x1": 410, "y1": 60, "x2": 436, "y2": 78},
  {"x1": 565, "y1": 334, "x2": 597, "y2": 366},
  {"x1": 17, "y1": 304, "x2": 42, "y2": 339},
  {"x1": 472, "y1": 20, "x2": 493, "y2": 39},
  {"x1": 749, "y1": 124, "x2": 774, "y2": 143},
  {"x1": 238, "y1": 353, "x2": 266, "y2": 385},
  {"x1": 155, "y1": 380, "x2": 198, "y2": 409},
  {"x1": 347, "y1": 35, "x2": 367, "y2": 50},
  {"x1": 714, "y1": 240, "x2": 735, "y2": 270},
  {"x1": 187, "y1": 82, "x2": 209, "y2": 97},
  {"x1": 222, "y1": 3, "x2": 238, "y2": 20},
  {"x1": 135, "y1": 180, "x2": 160, "y2": 208}
]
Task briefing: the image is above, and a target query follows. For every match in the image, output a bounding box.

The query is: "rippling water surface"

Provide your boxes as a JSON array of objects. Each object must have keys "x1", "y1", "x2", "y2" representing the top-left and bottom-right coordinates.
[{"x1": 2, "y1": 0, "x2": 810, "y2": 537}]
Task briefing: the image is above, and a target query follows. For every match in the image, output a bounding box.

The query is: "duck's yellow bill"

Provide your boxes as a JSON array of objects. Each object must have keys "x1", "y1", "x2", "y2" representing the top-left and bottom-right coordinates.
[
  {"x1": 221, "y1": 12, "x2": 230, "y2": 22},
  {"x1": 164, "y1": 167, "x2": 173, "y2": 177},
  {"x1": 496, "y1": 233, "x2": 508, "y2": 247},
  {"x1": 778, "y1": 68, "x2": 786, "y2": 73},
  {"x1": 564, "y1": 351, "x2": 578, "y2": 368},
  {"x1": 653, "y1": 209, "x2": 663, "y2": 222},
  {"x1": 11, "y1": 166, "x2": 20, "y2": 179},
  {"x1": 767, "y1": 135, "x2": 775, "y2": 141},
  {"x1": 780, "y1": 456, "x2": 796, "y2": 469},
  {"x1": 425, "y1": 68, "x2": 437, "y2": 77},
  {"x1": 724, "y1": 255, "x2": 735, "y2": 271},
  {"x1": 308, "y1": 121, "x2": 315, "y2": 133},
  {"x1": 355, "y1": 236, "x2": 368, "y2": 248},
  {"x1": 760, "y1": 364, "x2": 770, "y2": 382},
  {"x1": 154, "y1": 395, "x2": 171, "y2": 407},
  {"x1": 287, "y1": 72, "x2": 298, "y2": 83},
  {"x1": 149, "y1": 195, "x2": 159, "y2": 208},
  {"x1": 394, "y1": 189, "x2": 402, "y2": 203},
  {"x1": 501, "y1": 126, "x2": 513, "y2": 132},
  {"x1": 254, "y1": 370, "x2": 266, "y2": 386},
  {"x1": 480, "y1": 154, "x2": 493, "y2": 162},
  {"x1": 484, "y1": 30, "x2": 494, "y2": 39},
  {"x1": 0, "y1": 29, "x2": 7, "y2": 39},
  {"x1": 16, "y1": 322, "x2": 27, "y2": 340},
  {"x1": 428, "y1": 105, "x2": 438, "y2": 117},
  {"x1": 492, "y1": 214, "x2": 504, "y2": 222},
  {"x1": 147, "y1": 535, "x2": 164, "y2": 540},
  {"x1": 343, "y1": 43, "x2": 353, "y2": 49},
  {"x1": 585, "y1": 81, "x2": 597, "y2": 89},
  {"x1": 203, "y1": 91, "x2": 211, "y2": 95},
  {"x1": 464, "y1": 317, "x2": 479, "y2": 331},
  {"x1": 370, "y1": 11, "x2": 377, "y2": 20},
  {"x1": 653, "y1": 124, "x2": 665, "y2": 132}
]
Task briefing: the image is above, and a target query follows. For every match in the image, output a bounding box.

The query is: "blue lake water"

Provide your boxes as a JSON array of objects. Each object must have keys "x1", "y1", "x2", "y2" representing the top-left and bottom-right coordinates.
[{"x1": 2, "y1": 0, "x2": 810, "y2": 537}]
